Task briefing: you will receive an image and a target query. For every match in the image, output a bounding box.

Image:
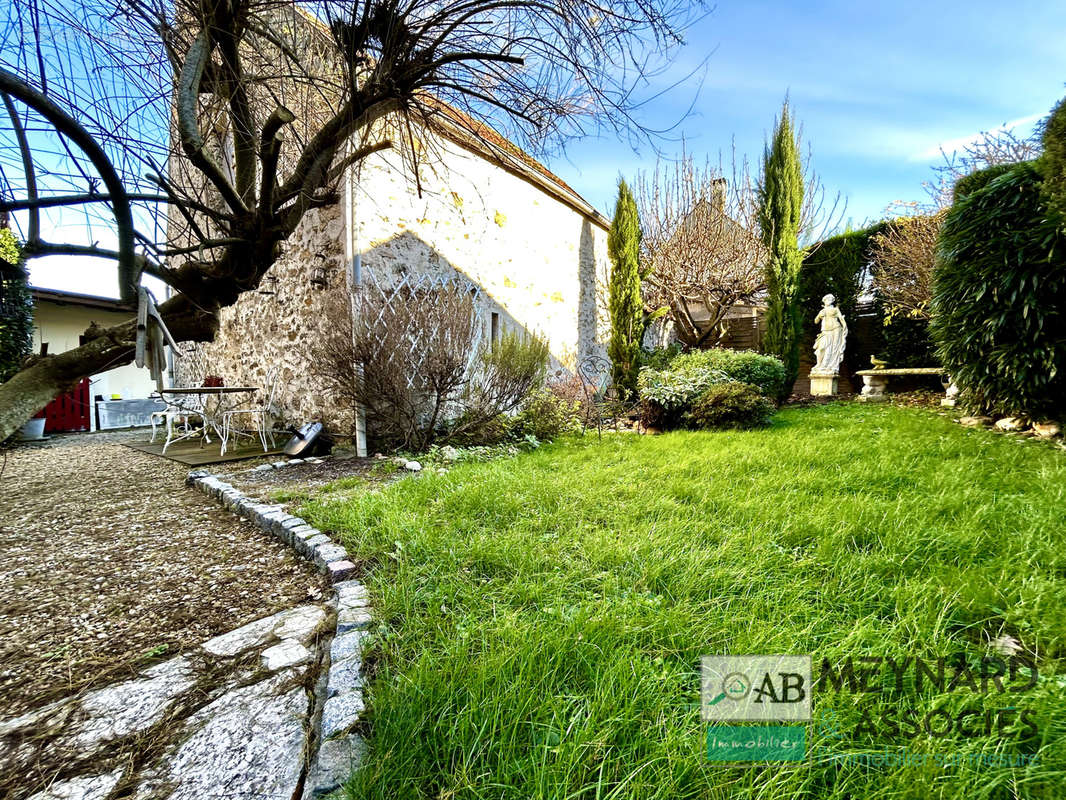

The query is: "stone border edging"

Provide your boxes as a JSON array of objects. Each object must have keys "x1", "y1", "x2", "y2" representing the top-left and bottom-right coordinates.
[{"x1": 186, "y1": 467, "x2": 368, "y2": 799}]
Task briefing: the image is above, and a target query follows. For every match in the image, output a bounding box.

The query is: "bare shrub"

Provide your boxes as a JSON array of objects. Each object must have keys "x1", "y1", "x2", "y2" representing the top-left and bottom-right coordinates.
[
  {"x1": 314, "y1": 281, "x2": 476, "y2": 450},
  {"x1": 314, "y1": 284, "x2": 549, "y2": 451},
  {"x1": 870, "y1": 209, "x2": 947, "y2": 322}
]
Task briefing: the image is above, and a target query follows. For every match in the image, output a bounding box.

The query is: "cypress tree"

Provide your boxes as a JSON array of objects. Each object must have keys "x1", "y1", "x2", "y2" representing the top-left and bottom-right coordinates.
[
  {"x1": 758, "y1": 100, "x2": 805, "y2": 396},
  {"x1": 607, "y1": 178, "x2": 643, "y2": 396}
]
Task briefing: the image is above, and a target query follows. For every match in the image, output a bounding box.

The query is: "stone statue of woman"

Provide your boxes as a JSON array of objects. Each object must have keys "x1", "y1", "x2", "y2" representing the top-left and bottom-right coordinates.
[{"x1": 812, "y1": 294, "x2": 847, "y2": 376}]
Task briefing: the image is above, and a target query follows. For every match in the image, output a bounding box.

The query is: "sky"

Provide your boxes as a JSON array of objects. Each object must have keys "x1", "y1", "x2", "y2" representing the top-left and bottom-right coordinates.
[
  {"x1": 15, "y1": 0, "x2": 1066, "y2": 297},
  {"x1": 545, "y1": 0, "x2": 1066, "y2": 226}
]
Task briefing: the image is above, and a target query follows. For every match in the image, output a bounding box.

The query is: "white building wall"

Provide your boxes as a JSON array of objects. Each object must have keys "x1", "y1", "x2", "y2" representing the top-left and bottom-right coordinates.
[
  {"x1": 32, "y1": 302, "x2": 160, "y2": 404},
  {"x1": 183, "y1": 125, "x2": 610, "y2": 440},
  {"x1": 347, "y1": 133, "x2": 609, "y2": 372}
]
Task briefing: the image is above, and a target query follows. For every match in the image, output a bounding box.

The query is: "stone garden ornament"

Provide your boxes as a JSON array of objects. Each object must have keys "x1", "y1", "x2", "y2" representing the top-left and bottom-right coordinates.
[{"x1": 810, "y1": 294, "x2": 847, "y2": 396}]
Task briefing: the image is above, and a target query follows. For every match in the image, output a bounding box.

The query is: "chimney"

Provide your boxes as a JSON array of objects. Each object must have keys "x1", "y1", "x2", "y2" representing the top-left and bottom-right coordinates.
[{"x1": 711, "y1": 178, "x2": 727, "y2": 212}]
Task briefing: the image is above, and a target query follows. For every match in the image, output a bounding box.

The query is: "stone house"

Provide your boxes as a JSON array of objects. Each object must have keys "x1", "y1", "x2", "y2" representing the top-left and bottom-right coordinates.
[{"x1": 180, "y1": 110, "x2": 611, "y2": 450}]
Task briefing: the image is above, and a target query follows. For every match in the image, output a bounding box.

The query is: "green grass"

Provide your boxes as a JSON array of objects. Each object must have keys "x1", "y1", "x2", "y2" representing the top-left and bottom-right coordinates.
[{"x1": 303, "y1": 403, "x2": 1066, "y2": 799}]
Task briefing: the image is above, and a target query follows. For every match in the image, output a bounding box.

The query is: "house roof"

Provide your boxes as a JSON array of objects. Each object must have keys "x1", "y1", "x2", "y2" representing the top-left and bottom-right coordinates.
[{"x1": 31, "y1": 286, "x2": 136, "y2": 312}]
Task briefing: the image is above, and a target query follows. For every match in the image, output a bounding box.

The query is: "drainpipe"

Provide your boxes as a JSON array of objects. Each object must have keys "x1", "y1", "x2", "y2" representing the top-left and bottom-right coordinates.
[{"x1": 344, "y1": 149, "x2": 367, "y2": 456}]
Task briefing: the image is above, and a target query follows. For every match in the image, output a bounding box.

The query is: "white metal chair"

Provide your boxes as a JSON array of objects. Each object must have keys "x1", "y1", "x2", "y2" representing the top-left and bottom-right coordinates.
[
  {"x1": 220, "y1": 370, "x2": 280, "y2": 455},
  {"x1": 150, "y1": 393, "x2": 210, "y2": 453}
]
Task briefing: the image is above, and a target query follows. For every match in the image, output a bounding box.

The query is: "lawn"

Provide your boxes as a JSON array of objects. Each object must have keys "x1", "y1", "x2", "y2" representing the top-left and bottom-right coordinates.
[{"x1": 303, "y1": 402, "x2": 1066, "y2": 799}]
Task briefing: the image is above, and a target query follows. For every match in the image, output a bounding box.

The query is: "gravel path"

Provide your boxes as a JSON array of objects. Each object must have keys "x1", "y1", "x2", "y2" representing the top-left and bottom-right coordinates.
[{"x1": 0, "y1": 431, "x2": 326, "y2": 717}]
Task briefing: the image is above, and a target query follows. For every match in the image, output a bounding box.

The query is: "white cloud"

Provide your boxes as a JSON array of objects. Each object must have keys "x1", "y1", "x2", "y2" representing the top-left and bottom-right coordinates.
[{"x1": 911, "y1": 112, "x2": 1045, "y2": 162}]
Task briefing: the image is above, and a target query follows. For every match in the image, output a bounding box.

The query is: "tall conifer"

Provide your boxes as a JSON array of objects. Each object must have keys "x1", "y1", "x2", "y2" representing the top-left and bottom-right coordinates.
[
  {"x1": 607, "y1": 178, "x2": 643, "y2": 396},
  {"x1": 758, "y1": 100, "x2": 805, "y2": 395}
]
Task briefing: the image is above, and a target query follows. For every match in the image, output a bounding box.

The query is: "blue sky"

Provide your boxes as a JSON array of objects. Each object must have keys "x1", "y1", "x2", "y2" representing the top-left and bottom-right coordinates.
[
  {"x1": 20, "y1": 0, "x2": 1066, "y2": 295},
  {"x1": 546, "y1": 0, "x2": 1066, "y2": 225}
]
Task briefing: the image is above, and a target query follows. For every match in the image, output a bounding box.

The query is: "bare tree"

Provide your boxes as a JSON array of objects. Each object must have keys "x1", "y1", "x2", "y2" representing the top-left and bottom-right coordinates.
[
  {"x1": 869, "y1": 207, "x2": 946, "y2": 322},
  {"x1": 0, "y1": 0, "x2": 698, "y2": 440},
  {"x1": 923, "y1": 125, "x2": 1043, "y2": 209},
  {"x1": 636, "y1": 132, "x2": 843, "y2": 351},
  {"x1": 636, "y1": 151, "x2": 766, "y2": 348}
]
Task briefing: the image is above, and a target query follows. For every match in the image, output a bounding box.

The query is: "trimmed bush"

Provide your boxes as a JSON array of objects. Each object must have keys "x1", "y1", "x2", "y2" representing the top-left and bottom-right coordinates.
[
  {"x1": 953, "y1": 163, "x2": 1016, "y2": 203},
  {"x1": 931, "y1": 161, "x2": 1066, "y2": 416},
  {"x1": 684, "y1": 381, "x2": 775, "y2": 430},
  {"x1": 667, "y1": 349, "x2": 787, "y2": 398},
  {"x1": 637, "y1": 348, "x2": 784, "y2": 430},
  {"x1": 1041, "y1": 95, "x2": 1066, "y2": 222}
]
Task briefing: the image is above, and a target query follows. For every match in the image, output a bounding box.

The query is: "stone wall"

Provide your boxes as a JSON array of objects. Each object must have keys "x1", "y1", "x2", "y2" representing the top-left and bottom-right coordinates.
[{"x1": 177, "y1": 202, "x2": 357, "y2": 435}]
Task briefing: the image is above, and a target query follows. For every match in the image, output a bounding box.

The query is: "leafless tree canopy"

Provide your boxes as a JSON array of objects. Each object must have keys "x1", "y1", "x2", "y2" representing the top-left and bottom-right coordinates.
[
  {"x1": 636, "y1": 129, "x2": 844, "y2": 350},
  {"x1": 636, "y1": 151, "x2": 766, "y2": 348},
  {"x1": 923, "y1": 125, "x2": 1043, "y2": 209},
  {"x1": 869, "y1": 208, "x2": 946, "y2": 322},
  {"x1": 0, "y1": 0, "x2": 698, "y2": 439}
]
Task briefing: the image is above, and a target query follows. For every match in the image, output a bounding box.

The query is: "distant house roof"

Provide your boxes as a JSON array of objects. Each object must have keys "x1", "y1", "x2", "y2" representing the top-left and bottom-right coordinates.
[{"x1": 31, "y1": 287, "x2": 135, "y2": 312}]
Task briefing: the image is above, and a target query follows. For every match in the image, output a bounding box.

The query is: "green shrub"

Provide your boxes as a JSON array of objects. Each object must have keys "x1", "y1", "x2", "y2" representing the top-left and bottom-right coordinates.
[
  {"x1": 637, "y1": 348, "x2": 784, "y2": 430},
  {"x1": 510, "y1": 386, "x2": 582, "y2": 441},
  {"x1": 684, "y1": 381, "x2": 775, "y2": 430},
  {"x1": 931, "y1": 161, "x2": 1066, "y2": 416},
  {"x1": 637, "y1": 343, "x2": 682, "y2": 371},
  {"x1": 667, "y1": 349, "x2": 787, "y2": 398},
  {"x1": 1040, "y1": 95, "x2": 1066, "y2": 222}
]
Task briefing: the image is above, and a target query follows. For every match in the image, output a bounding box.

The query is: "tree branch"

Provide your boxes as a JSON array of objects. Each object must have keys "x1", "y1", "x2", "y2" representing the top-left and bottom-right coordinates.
[{"x1": 175, "y1": 31, "x2": 248, "y2": 217}]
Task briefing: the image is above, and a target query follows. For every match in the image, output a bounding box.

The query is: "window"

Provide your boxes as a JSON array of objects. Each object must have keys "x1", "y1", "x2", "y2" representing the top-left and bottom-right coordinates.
[{"x1": 490, "y1": 311, "x2": 500, "y2": 347}]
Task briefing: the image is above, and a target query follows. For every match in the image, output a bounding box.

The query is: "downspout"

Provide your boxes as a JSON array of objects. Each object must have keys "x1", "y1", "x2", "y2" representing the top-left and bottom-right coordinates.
[{"x1": 344, "y1": 145, "x2": 367, "y2": 456}]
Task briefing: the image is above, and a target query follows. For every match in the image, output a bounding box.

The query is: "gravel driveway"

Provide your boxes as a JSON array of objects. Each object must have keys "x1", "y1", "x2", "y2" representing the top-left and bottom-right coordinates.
[{"x1": 0, "y1": 430, "x2": 326, "y2": 717}]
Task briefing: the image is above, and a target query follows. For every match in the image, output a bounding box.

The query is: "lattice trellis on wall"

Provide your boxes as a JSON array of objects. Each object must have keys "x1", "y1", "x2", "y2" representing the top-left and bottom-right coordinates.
[{"x1": 353, "y1": 266, "x2": 485, "y2": 390}]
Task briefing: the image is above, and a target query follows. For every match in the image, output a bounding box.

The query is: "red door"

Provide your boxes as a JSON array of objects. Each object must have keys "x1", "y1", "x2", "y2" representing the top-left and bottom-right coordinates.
[{"x1": 43, "y1": 378, "x2": 92, "y2": 432}]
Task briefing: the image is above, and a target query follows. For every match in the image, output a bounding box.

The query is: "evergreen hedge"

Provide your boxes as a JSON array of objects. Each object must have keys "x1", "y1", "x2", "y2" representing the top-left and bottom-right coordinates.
[
  {"x1": 0, "y1": 229, "x2": 33, "y2": 384},
  {"x1": 931, "y1": 161, "x2": 1066, "y2": 416},
  {"x1": 799, "y1": 223, "x2": 887, "y2": 325},
  {"x1": 1041, "y1": 96, "x2": 1066, "y2": 222},
  {"x1": 801, "y1": 222, "x2": 938, "y2": 369}
]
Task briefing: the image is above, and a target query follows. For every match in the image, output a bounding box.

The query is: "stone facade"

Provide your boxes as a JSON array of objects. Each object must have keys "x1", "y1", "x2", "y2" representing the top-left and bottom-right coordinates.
[
  {"x1": 181, "y1": 120, "x2": 610, "y2": 440},
  {"x1": 177, "y1": 201, "x2": 357, "y2": 433}
]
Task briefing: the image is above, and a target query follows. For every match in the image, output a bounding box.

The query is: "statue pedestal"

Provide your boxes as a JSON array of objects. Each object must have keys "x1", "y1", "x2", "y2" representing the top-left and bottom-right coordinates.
[
  {"x1": 857, "y1": 373, "x2": 888, "y2": 402},
  {"x1": 809, "y1": 372, "x2": 838, "y2": 397}
]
